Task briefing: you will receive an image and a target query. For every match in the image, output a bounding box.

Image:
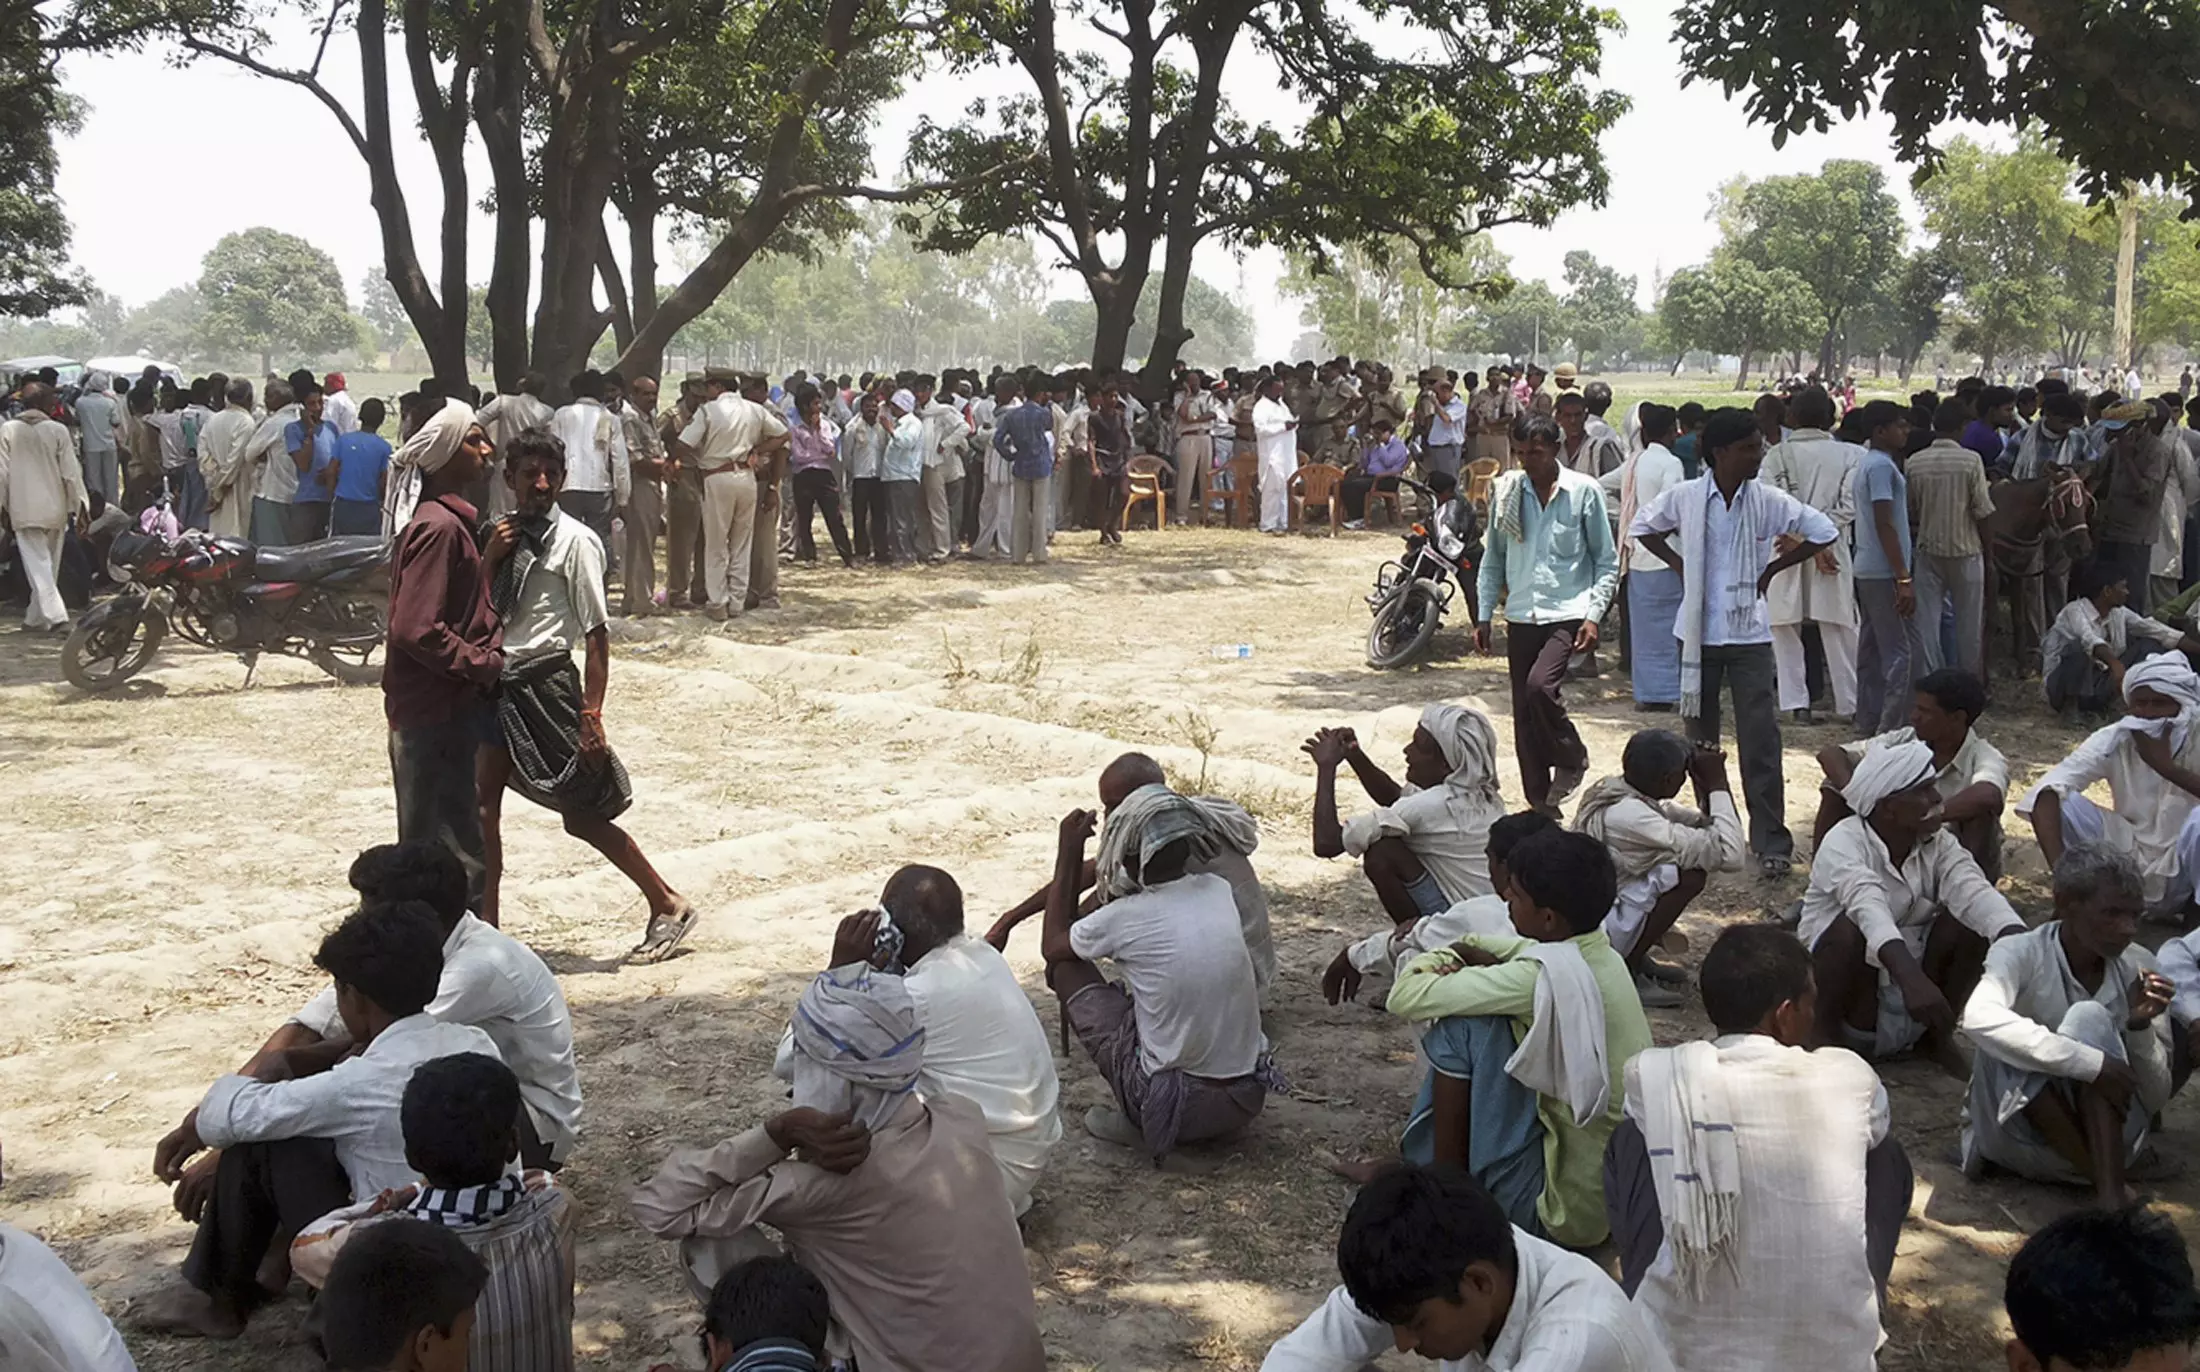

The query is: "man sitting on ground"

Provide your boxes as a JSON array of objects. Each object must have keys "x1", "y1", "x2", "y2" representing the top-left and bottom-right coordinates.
[
  {"x1": 632, "y1": 963, "x2": 1046, "y2": 1372},
  {"x1": 1322, "y1": 811, "x2": 1556, "y2": 1005},
  {"x1": 267, "y1": 843, "x2": 581, "y2": 1172},
  {"x1": 1817, "y1": 668, "x2": 2009, "y2": 879},
  {"x1": 1260, "y1": 1163, "x2": 1672, "y2": 1372},
  {"x1": 1367, "y1": 831, "x2": 1651, "y2": 1250},
  {"x1": 0, "y1": 1130, "x2": 138, "y2": 1372},
  {"x1": 1570, "y1": 731, "x2": 1745, "y2": 1008},
  {"x1": 143, "y1": 904, "x2": 500, "y2": 1339},
  {"x1": 1606, "y1": 925, "x2": 1910, "y2": 1372},
  {"x1": 785, "y1": 865, "x2": 1061, "y2": 1216},
  {"x1": 701, "y1": 1256, "x2": 834, "y2": 1372},
  {"x1": 291, "y1": 1054, "x2": 575, "y2": 1372},
  {"x1": 1038, "y1": 793, "x2": 1281, "y2": 1158},
  {"x1": 2002, "y1": 1203, "x2": 2200, "y2": 1372},
  {"x1": 1799, "y1": 738, "x2": 2023, "y2": 1078},
  {"x1": 990, "y1": 751, "x2": 1274, "y2": 995},
  {"x1": 1960, "y1": 846, "x2": 2177, "y2": 1208},
  {"x1": 2041, "y1": 564, "x2": 2200, "y2": 717},
  {"x1": 318, "y1": 1219, "x2": 488, "y2": 1372},
  {"x1": 1306, "y1": 705, "x2": 1505, "y2": 955},
  {"x1": 2021, "y1": 655, "x2": 2200, "y2": 921}
]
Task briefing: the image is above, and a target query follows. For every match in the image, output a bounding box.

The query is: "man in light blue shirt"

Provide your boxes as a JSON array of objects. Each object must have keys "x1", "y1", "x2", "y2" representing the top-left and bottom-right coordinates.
[
  {"x1": 1475, "y1": 412, "x2": 1619, "y2": 817},
  {"x1": 1422, "y1": 377, "x2": 1469, "y2": 484},
  {"x1": 1850, "y1": 400, "x2": 1917, "y2": 734}
]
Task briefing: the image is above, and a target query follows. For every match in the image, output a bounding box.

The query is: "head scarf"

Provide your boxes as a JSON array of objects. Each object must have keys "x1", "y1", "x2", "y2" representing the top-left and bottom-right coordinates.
[
  {"x1": 889, "y1": 388, "x2": 916, "y2": 416},
  {"x1": 1417, "y1": 704, "x2": 1504, "y2": 813},
  {"x1": 1840, "y1": 739, "x2": 1938, "y2": 817},
  {"x1": 2121, "y1": 654, "x2": 2200, "y2": 751},
  {"x1": 1094, "y1": 783, "x2": 1256, "y2": 901},
  {"x1": 787, "y1": 963, "x2": 924, "y2": 1132},
  {"x1": 381, "y1": 397, "x2": 478, "y2": 537}
]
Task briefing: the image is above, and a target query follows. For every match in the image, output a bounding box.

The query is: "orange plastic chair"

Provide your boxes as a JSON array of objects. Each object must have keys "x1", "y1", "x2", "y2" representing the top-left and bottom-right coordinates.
[
  {"x1": 1464, "y1": 457, "x2": 1500, "y2": 510},
  {"x1": 1125, "y1": 455, "x2": 1167, "y2": 531},
  {"x1": 1214, "y1": 453, "x2": 1259, "y2": 527},
  {"x1": 1365, "y1": 481, "x2": 1407, "y2": 528},
  {"x1": 1289, "y1": 462, "x2": 1347, "y2": 535}
]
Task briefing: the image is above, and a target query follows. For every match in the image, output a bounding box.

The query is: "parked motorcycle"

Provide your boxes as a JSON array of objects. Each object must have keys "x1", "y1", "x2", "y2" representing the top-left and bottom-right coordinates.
[
  {"x1": 63, "y1": 526, "x2": 390, "y2": 692},
  {"x1": 1365, "y1": 479, "x2": 1478, "y2": 669}
]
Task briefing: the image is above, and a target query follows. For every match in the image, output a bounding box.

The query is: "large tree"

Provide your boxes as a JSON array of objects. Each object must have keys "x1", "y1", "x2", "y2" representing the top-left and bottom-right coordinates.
[
  {"x1": 1, "y1": 5, "x2": 90, "y2": 316},
  {"x1": 1558, "y1": 249, "x2": 1640, "y2": 367},
  {"x1": 1283, "y1": 236, "x2": 1505, "y2": 367},
  {"x1": 1850, "y1": 250, "x2": 1954, "y2": 383},
  {"x1": 1675, "y1": 0, "x2": 2200, "y2": 215},
  {"x1": 1715, "y1": 160, "x2": 1903, "y2": 376},
  {"x1": 1656, "y1": 255, "x2": 1819, "y2": 388},
  {"x1": 197, "y1": 227, "x2": 360, "y2": 375},
  {"x1": 909, "y1": 0, "x2": 1622, "y2": 382}
]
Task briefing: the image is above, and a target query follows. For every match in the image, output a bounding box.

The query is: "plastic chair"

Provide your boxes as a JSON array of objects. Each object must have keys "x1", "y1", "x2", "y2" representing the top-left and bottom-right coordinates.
[
  {"x1": 1214, "y1": 454, "x2": 1259, "y2": 527},
  {"x1": 1365, "y1": 481, "x2": 1407, "y2": 528},
  {"x1": 1125, "y1": 455, "x2": 1167, "y2": 531},
  {"x1": 1289, "y1": 462, "x2": 1347, "y2": 535},
  {"x1": 1464, "y1": 457, "x2": 1500, "y2": 509}
]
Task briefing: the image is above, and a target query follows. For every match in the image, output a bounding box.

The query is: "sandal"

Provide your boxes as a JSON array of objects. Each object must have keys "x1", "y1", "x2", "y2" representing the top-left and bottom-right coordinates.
[{"x1": 627, "y1": 900, "x2": 699, "y2": 965}]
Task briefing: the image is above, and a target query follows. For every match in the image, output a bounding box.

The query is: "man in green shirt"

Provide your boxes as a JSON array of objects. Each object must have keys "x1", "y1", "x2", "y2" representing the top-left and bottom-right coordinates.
[{"x1": 1382, "y1": 826, "x2": 1653, "y2": 1247}]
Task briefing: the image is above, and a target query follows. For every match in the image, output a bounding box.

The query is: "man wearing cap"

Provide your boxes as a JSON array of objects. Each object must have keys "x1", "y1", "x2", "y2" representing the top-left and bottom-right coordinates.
[
  {"x1": 1468, "y1": 367, "x2": 1520, "y2": 471},
  {"x1": 323, "y1": 372, "x2": 360, "y2": 436},
  {"x1": 881, "y1": 387, "x2": 926, "y2": 563},
  {"x1": 660, "y1": 373, "x2": 710, "y2": 608},
  {"x1": 1551, "y1": 361, "x2": 1580, "y2": 396},
  {"x1": 676, "y1": 369, "x2": 788, "y2": 621},
  {"x1": 2091, "y1": 400, "x2": 2173, "y2": 614}
]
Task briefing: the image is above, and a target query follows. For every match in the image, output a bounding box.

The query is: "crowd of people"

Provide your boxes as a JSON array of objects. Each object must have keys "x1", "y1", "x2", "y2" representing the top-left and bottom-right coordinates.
[{"x1": 13, "y1": 349, "x2": 2200, "y2": 1371}]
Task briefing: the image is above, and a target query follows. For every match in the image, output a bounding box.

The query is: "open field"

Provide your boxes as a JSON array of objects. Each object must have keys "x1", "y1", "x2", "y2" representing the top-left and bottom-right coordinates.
[{"x1": 0, "y1": 523, "x2": 2187, "y2": 1370}]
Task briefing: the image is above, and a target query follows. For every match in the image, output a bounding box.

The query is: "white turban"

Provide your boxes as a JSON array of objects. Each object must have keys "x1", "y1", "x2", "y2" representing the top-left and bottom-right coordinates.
[
  {"x1": 890, "y1": 388, "x2": 917, "y2": 415},
  {"x1": 381, "y1": 398, "x2": 479, "y2": 537},
  {"x1": 1093, "y1": 784, "x2": 1258, "y2": 901},
  {"x1": 2120, "y1": 655, "x2": 2200, "y2": 750},
  {"x1": 1419, "y1": 704, "x2": 1504, "y2": 810},
  {"x1": 788, "y1": 963, "x2": 925, "y2": 1132},
  {"x1": 1840, "y1": 739, "x2": 1938, "y2": 817}
]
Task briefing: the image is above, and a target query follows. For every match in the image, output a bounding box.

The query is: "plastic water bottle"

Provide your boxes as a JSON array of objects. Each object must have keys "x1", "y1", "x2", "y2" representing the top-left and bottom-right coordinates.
[{"x1": 1210, "y1": 643, "x2": 1254, "y2": 659}]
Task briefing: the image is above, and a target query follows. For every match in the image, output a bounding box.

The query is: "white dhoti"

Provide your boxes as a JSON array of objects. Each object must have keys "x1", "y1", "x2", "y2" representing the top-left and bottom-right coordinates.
[
  {"x1": 15, "y1": 527, "x2": 67, "y2": 630},
  {"x1": 1258, "y1": 454, "x2": 1293, "y2": 532},
  {"x1": 974, "y1": 454, "x2": 1013, "y2": 558},
  {"x1": 2055, "y1": 791, "x2": 2200, "y2": 916},
  {"x1": 1600, "y1": 862, "x2": 1681, "y2": 960},
  {"x1": 1962, "y1": 1000, "x2": 2153, "y2": 1182}
]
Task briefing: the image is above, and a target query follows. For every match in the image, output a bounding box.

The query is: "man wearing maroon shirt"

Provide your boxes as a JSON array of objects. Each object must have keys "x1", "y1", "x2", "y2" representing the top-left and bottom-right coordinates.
[{"x1": 383, "y1": 402, "x2": 504, "y2": 908}]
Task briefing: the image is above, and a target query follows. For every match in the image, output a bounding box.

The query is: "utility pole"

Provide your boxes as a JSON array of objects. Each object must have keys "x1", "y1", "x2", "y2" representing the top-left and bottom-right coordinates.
[{"x1": 2114, "y1": 181, "x2": 2140, "y2": 371}]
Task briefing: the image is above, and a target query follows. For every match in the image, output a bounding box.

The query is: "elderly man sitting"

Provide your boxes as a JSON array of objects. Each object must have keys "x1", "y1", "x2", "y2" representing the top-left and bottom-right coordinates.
[
  {"x1": 2021, "y1": 655, "x2": 2200, "y2": 924},
  {"x1": 1305, "y1": 704, "x2": 1506, "y2": 951},
  {"x1": 633, "y1": 963, "x2": 1046, "y2": 1372},
  {"x1": 1801, "y1": 740, "x2": 2026, "y2": 1077},
  {"x1": 991, "y1": 752, "x2": 1274, "y2": 994},
  {"x1": 781, "y1": 864, "x2": 1061, "y2": 1216},
  {"x1": 1570, "y1": 729, "x2": 1745, "y2": 1007},
  {"x1": 1038, "y1": 791, "x2": 1282, "y2": 1159}
]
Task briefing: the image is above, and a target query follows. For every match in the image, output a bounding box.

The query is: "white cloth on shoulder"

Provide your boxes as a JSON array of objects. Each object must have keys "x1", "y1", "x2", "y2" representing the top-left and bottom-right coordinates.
[
  {"x1": 1504, "y1": 941, "x2": 1610, "y2": 1127},
  {"x1": 788, "y1": 963, "x2": 926, "y2": 1131},
  {"x1": 1635, "y1": 1040, "x2": 1742, "y2": 1300}
]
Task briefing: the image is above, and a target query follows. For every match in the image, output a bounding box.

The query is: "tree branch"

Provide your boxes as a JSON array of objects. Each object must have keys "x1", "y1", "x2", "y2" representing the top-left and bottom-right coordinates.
[{"x1": 180, "y1": 37, "x2": 370, "y2": 156}]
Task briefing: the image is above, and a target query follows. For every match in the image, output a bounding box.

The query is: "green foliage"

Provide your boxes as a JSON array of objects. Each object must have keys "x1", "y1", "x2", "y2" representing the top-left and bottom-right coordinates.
[
  {"x1": 113, "y1": 286, "x2": 209, "y2": 364},
  {"x1": 1656, "y1": 255, "x2": 1819, "y2": 384},
  {"x1": 1716, "y1": 160, "x2": 1904, "y2": 368},
  {"x1": 357, "y1": 270, "x2": 416, "y2": 355},
  {"x1": 1674, "y1": 0, "x2": 2200, "y2": 215},
  {"x1": 1849, "y1": 251, "x2": 1954, "y2": 382},
  {"x1": 1559, "y1": 250, "x2": 1641, "y2": 365},
  {"x1": 1916, "y1": 132, "x2": 2109, "y2": 369},
  {"x1": 1282, "y1": 236, "x2": 1507, "y2": 365},
  {"x1": 0, "y1": 7, "x2": 90, "y2": 315},
  {"x1": 1467, "y1": 279, "x2": 1564, "y2": 361}
]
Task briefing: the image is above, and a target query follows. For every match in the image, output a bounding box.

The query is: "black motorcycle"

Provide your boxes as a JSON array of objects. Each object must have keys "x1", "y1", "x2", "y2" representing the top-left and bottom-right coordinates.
[
  {"x1": 1365, "y1": 479, "x2": 1479, "y2": 669},
  {"x1": 63, "y1": 525, "x2": 389, "y2": 691}
]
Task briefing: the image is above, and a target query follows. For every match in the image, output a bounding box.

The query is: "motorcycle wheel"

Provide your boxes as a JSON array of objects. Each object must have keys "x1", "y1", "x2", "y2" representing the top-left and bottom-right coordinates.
[
  {"x1": 1366, "y1": 579, "x2": 1443, "y2": 669},
  {"x1": 63, "y1": 603, "x2": 167, "y2": 692},
  {"x1": 308, "y1": 595, "x2": 387, "y2": 686}
]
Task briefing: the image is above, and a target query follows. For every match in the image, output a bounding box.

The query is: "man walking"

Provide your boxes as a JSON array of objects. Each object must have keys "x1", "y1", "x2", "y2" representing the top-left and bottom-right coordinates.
[
  {"x1": 1761, "y1": 386, "x2": 1861, "y2": 723},
  {"x1": 0, "y1": 383, "x2": 87, "y2": 632},
  {"x1": 1474, "y1": 412, "x2": 1619, "y2": 817},
  {"x1": 383, "y1": 400, "x2": 503, "y2": 906},
  {"x1": 1632, "y1": 408, "x2": 1837, "y2": 878}
]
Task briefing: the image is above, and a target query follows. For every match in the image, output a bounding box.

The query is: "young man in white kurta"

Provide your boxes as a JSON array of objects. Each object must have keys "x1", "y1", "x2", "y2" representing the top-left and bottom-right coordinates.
[{"x1": 1760, "y1": 402, "x2": 1860, "y2": 718}]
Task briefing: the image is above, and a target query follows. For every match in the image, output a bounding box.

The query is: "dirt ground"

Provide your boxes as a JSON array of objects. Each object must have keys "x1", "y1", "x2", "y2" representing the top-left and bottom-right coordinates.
[{"x1": 0, "y1": 522, "x2": 2189, "y2": 1371}]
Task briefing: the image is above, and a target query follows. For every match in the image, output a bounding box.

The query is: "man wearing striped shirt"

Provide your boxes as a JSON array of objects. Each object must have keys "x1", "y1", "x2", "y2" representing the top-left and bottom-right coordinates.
[{"x1": 1904, "y1": 401, "x2": 1997, "y2": 677}]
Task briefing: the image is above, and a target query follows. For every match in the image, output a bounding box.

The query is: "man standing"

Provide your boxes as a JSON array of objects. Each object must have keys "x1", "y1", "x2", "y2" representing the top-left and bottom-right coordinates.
[
  {"x1": 1252, "y1": 376, "x2": 1298, "y2": 534},
  {"x1": 1089, "y1": 379, "x2": 1133, "y2": 545},
  {"x1": 620, "y1": 376, "x2": 667, "y2": 616},
  {"x1": 881, "y1": 388, "x2": 926, "y2": 564},
  {"x1": 740, "y1": 374, "x2": 790, "y2": 610},
  {"x1": 198, "y1": 378, "x2": 259, "y2": 541},
  {"x1": 1850, "y1": 400, "x2": 1918, "y2": 736},
  {"x1": 1761, "y1": 386, "x2": 1860, "y2": 724},
  {"x1": 74, "y1": 373, "x2": 123, "y2": 503},
  {"x1": 1619, "y1": 404, "x2": 1688, "y2": 711},
  {"x1": 998, "y1": 374, "x2": 1056, "y2": 565},
  {"x1": 971, "y1": 374, "x2": 1018, "y2": 557},
  {"x1": 676, "y1": 371, "x2": 788, "y2": 621},
  {"x1": 1421, "y1": 375, "x2": 1468, "y2": 484},
  {"x1": 329, "y1": 399, "x2": 394, "y2": 536},
  {"x1": 1632, "y1": 408, "x2": 1837, "y2": 878},
  {"x1": 0, "y1": 383, "x2": 87, "y2": 632},
  {"x1": 1906, "y1": 400, "x2": 1998, "y2": 672},
  {"x1": 548, "y1": 371, "x2": 629, "y2": 584},
  {"x1": 2092, "y1": 400, "x2": 2172, "y2": 614},
  {"x1": 245, "y1": 380, "x2": 301, "y2": 546},
  {"x1": 477, "y1": 373, "x2": 556, "y2": 522},
  {"x1": 480, "y1": 429, "x2": 696, "y2": 962},
  {"x1": 383, "y1": 400, "x2": 502, "y2": 905},
  {"x1": 285, "y1": 380, "x2": 341, "y2": 543},
  {"x1": 323, "y1": 372, "x2": 361, "y2": 436},
  {"x1": 841, "y1": 388, "x2": 889, "y2": 563},
  {"x1": 1554, "y1": 390, "x2": 1622, "y2": 480},
  {"x1": 659, "y1": 373, "x2": 709, "y2": 607},
  {"x1": 916, "y1": 375, "x2": 965, "y2": 562},
  {"x1": 1475, "y1": 412, "x2": 1619, "y2": 817},
  {"x1": 1467, "y1": 367, "x2": 1519, "y2": 472}
]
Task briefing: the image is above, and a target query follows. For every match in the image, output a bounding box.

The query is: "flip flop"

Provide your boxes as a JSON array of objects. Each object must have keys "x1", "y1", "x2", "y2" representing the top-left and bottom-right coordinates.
[{"x1": 627, "y1": 901, "x2": 699, "y2": 965}]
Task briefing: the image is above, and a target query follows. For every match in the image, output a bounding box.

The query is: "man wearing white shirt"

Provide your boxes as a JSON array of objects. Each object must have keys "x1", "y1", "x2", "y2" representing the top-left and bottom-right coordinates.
[
  {"x1": 970, "y1": 374, "x2": 1015, "y2": 559},
  {"x1": 675, "y1": 369, "x2": 789, "y2": 620},
  {"x1": 548, "y1": 370, "x2": 630, "y2": 585},
  {"x1": 1759, "y1": 387, "x2": 1860, "y2": 724},
  {"x1": 477, "y1": 373, "x2": 557, "y2": 521},
  {"x1": 1326, "y1": 809, "x2": 1551, "y2": 1004},
  {"x1": 245, "y1": 379, "x2": 302, "y2": 546},
  {"x1": 197, "y1": 378, "x2": 259, "y2": 540},
  {"x1": 142, "y1": 903, "x2": 500, "y2": 1339},
  {"x1": 914, "y1": 375, "x2": 966, "y2": 561},
  {"x1": 1423, "y1": 375, "x2": 1470, "y2": 483},
  {"x1": 1252, "y1": 375, "x2": 1299, "y2": 534},
  {"x1": 1618, "y1": 405, "x2": 1688, "y2": 710},
  {"x1": 0, "y1": 386, "x2": 87, "y2": 631},
  {"x1": 1263, "y1": 1163, "x2": 1672, "y2": 1372},
  {"x1": 322, "y1": 371, "x2": 360, "y2": 436}
]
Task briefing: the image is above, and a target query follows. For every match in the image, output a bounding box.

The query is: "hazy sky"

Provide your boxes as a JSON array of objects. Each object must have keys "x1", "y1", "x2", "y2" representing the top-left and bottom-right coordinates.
[{"x1": 48, "y1": 0, "x2": 1976, "y2": 356}]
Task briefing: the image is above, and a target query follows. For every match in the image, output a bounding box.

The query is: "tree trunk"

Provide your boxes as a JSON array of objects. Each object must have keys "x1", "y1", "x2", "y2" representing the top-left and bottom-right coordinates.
[
  {"x1": 623, "y1": 189, "x2": 663, "y2": 381},
  {"x1": 529, "y1": 62, "x2": 625, "y2": 396},
  {"x1": 2115, "y1": 184, "x2": 2140, "y2": 370},
  {"x1": 1091, "y1": 275, "x2": 1141, "y2": 372},
  {"x1": 474, "y1": 5, "x2": 530, "y2": 394},
  {"x1": 1140, "y1": 16, "x2": 1243, "y2": 389}
]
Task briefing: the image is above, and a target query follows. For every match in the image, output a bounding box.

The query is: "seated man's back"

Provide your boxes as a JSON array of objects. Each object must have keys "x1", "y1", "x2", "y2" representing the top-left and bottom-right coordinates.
[
  {"x1": 904, "y1": 930, "x2": 1062, "y2": 1205},
  {"x1": 1073, "y1": 870, "x2": 1262, "y2": 1077}
]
